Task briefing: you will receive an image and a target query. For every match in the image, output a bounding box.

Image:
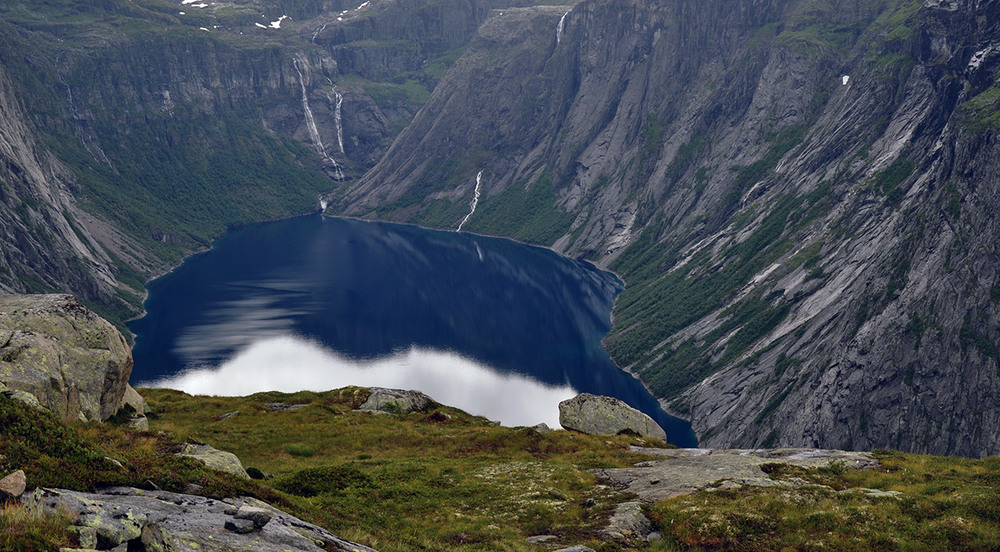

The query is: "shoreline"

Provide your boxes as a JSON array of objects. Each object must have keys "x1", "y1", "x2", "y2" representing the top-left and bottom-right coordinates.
[{"x1": 128, "y1": 204, "x2": 694, "y2": 441}]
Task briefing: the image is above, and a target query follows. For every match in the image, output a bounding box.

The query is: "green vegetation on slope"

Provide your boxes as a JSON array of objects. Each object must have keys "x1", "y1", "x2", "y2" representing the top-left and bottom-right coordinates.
[
  {"x1": 648, "y1": 452, "x2": 1000, "y2": 551},
  {"x1": 3, "y1": 389, "x2": 1000, "y2": 551},
  {"x1": 464, "y1": 172, "x2": 575, "y2": 246},
  {"x1": 142, "y1": 387, "x2": 648, "y2": 551}
]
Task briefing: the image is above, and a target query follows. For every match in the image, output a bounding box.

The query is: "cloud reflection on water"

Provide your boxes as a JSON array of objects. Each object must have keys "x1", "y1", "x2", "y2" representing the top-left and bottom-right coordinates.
[{"x1": 147, "y1": 335, "x2": 577, "y2": 428}]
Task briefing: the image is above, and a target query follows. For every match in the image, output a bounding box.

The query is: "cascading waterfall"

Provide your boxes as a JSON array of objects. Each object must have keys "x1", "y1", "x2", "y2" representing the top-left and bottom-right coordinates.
[
  {"x1": 556, "y1": 11, "x2": 569, "y2": 44},
  {"x1": 293, "y1": 57, "x2": 345, "y2": 180},
  {"x1": 330, "y1": 86, "x2": 345, "y2": 154},
  {"x1": 311, "y1": 23, "x2": 327, "y2": 43},
  {"x1": 456, "y1": 170, "x2": 483, "y2": 232}
]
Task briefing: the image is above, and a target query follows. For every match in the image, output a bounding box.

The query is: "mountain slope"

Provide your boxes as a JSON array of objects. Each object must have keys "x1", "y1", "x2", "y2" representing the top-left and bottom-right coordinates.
[
  {"x1": 338, "y1": 0, "x2": 1000, "y2": 456},
  {"x1": 0, "y1": 0, "x2": 545, "y2": 328}
]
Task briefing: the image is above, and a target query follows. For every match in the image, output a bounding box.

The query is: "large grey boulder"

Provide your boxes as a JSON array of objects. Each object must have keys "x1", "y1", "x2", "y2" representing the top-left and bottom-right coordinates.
[
  {"x1": 25, "y1": 487, "x2": 378, "y2": 551},
  {"x1": 358, "y1": 388, "x2": 434, "y2": 413},
  {"x1": 0, "y1": 294, "x2": 134, "y2": 422},
  {"x1": 178, "y1": 443, "x2": 250, "y2": 479},
  {"x1": 558, "y1": 393, "x2": 667, "y2": 441}
]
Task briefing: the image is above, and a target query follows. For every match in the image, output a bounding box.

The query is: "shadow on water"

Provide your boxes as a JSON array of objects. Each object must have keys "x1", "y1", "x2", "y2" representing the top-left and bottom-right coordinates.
[{"x1": 129, "y1": 215, "x2": 697, "y2": 447}]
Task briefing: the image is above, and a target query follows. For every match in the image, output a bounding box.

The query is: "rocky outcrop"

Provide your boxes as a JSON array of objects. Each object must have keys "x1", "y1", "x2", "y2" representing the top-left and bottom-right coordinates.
[
  {"x1": 0, "y1": 294, "x2": 140, "y2": 423},
  {"x1": 358, "y1": 387, "x2": 435, "y2": 413},
  {"x1": 178, "y1": 444, "x2": 251, "y2": 480},
  {"x1": 25, "y1": 487, "x2": 378, "y2": 552},
  {"x1": 593, "y1": 447, "x2": 882, "y2": 541},
  {"x1": 559, "y1": 393, "x2": 667, "y2": 441}
]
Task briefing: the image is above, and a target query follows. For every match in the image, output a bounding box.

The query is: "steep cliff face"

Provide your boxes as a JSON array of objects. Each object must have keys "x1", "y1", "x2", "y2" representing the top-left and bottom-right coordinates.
[
  {"x1": 340, "y1": 0, "x2": 1000, "y2": 456},
  {"x1": 0, "y1": 0, "x2": 541, "y2": 327},
  {"x1": 0, "y1": 59, "x2": 131, "y2": 306}
]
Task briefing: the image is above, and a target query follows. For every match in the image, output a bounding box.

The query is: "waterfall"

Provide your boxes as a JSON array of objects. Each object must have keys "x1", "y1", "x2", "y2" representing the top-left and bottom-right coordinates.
[
  {"x1": 556, "y1": 11, "x2": 569, "y2": 44},
  {"x1": 293, "y1": 57, "x2": 345, "y2": 180},
  {"x1": 311, "y1": 23, "x2": 327, "y2": 43},
  {"x1": 331, "y1": 86, "x2": 344, "y2": 154},
  {"x1": 457, "y1": 171, "x2": 483, "y2": 232}
]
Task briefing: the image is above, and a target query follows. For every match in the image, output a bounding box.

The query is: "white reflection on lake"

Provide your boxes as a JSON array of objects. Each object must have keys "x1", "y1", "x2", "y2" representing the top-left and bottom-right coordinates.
[{"x1": 147, "y1": 335, "x2": 577, "y2": 428}]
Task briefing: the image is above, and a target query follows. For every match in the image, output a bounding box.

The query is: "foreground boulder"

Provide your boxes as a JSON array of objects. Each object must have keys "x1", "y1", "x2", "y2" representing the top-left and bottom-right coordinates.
[
  {"x1": 358, "y1": 387, "x2": 434, "y2": 413},
  {"x1": 0, "y1": 294, "x2": 144, "y2": 423},
  {"x1": 179, "y1": 443, "x2": 250, "y2": 479},
  {"x1": 0, "y1": 470, "x2": 26, "y2": 501},
  {"x1": 25, "y1": 487, "x2": 378, "y2": 551},
  {"x1": 558, "y1": 394, "x2": 667, "y2": 441}
]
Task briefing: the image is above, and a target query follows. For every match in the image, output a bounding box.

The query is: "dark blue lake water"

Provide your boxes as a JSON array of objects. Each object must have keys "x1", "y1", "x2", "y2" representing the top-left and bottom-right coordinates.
[{"x1": 129, "y1": 214, "x2": 696, "y2": 446}]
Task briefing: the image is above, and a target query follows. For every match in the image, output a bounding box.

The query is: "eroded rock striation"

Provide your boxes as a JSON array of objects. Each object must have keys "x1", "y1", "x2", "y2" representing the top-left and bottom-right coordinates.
[{"x1": 339, "y1": 0, "x2": 1000, "y2": 457}]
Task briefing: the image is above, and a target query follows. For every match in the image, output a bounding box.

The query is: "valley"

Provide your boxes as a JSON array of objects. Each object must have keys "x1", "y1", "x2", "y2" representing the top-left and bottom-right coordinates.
[{"x1": 0, "y1": 0, "x2": 998, "y2": 457}]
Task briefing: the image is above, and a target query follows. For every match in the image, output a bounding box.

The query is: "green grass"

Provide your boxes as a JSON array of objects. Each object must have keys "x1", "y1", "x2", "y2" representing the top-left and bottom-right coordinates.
[
  {"x1": 960, "y1": 86, "x2": 1000, "y2": 131},
  {"x1": 5, "y1": 389, "x2": 1000, "y2": 551},
  {"x1": 647, "y1": 451, "x2": 1000, "y2": 551},
  {"x1": 0, "y1": 502, "x2": 75, "y2": 552},
  {"x1": 140, "y1": 387, "x2": 663, "y2": 551}
]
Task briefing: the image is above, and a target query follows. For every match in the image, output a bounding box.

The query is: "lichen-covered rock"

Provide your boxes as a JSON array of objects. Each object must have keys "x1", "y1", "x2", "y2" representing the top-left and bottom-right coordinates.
[
  {"x1": 25, "y1": 487, "x2": 378, "y2": 551},
  {"x1": 358, "y1": 388, "x2": 434, "y2": 414},
  {"x1": 558, "y1": 394, "x2": 667, "y2": 441},
  {"x1": 178, "y1": 443, "x2": 250, "y2": 479},
  {"x1": 0, "y1": 294, "x2": 132, "y2": 422}
]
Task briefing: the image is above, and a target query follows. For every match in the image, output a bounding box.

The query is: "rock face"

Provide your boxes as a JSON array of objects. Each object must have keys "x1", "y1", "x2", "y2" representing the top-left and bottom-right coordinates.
[
  {"x1": 0, "y1": 0, "x2": 538, "y2": 326},
  {"x1": 339, "y1": 0, "x2": 1000, "y2": 457},
  {"x1": 178, "y1": 444, "x2": 251, "y2": 480},
  {"x1": 25, "y1": 487, "x2": 378, "y2": 552},
  {"x1": 0, "y1": 294, "x2": 139, "y2": 423},
  {"x1": 559, "y1": 394, "x2": 667, "y2": 441}
]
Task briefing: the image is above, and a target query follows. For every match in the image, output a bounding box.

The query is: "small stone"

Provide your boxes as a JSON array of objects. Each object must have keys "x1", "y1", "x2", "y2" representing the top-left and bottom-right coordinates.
[
  {"x1": 224, "y1": 518, "x2": 255, "y2": 534},
  {"x1": 525, "y1": 535, "x2": 558, "y2": 544},
  {"x1": 223, "y1": 505, "x2": 238, "y2": 515},
  {"x1": 554, "y1": 546, "x2": 596, "y2": 552},
  {"x1": 582, "y1": 498, "x2": 595, "y2": 508},
  {"x1": 647, "y1": 531, "x2": 663, "y2": 542},
  {"x1": 0, "y1": 470, "x2": 26, "y2": 500},
  {"x1": 649, "y1": 478, "x2": 660, "y2": 485},
  {"x1": 264, "y1": 403, "x2": 307, "y2": 412},
  {"x1": 235, "y1": 505, "x2": 272, "y2": 529},
  {"x1": 128, "y1": 416, "x2": 150, "y2": 431},
  {"x1": 219, "y1": 411, "x2": 240, "y2": 420}
]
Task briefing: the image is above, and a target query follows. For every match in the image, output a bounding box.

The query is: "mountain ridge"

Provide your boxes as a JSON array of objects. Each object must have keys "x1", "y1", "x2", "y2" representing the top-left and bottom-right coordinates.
[{"x1": 336, "y1": 0, "x2": 1000, "y2": 457}]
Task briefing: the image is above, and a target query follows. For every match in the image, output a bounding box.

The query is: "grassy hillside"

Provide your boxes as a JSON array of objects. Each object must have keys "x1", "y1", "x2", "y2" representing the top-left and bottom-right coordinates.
[{"x1": 2, "y1": 389, "x2": 1000, "y2": 551}]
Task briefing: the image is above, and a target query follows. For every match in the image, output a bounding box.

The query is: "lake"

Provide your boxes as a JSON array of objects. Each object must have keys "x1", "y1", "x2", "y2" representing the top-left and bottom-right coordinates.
[{"x1": 129, "y1": 214, "x2": 696, "y2": 446}]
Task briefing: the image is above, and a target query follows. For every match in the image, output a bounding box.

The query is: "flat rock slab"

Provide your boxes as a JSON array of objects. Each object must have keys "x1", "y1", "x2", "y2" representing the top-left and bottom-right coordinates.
[
  {"x1": 26, "y1": 487, "x2": 377, "y2": 552},
  {"x1": 593, "y1": 447, "x2": 880, "y2": 503}
]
